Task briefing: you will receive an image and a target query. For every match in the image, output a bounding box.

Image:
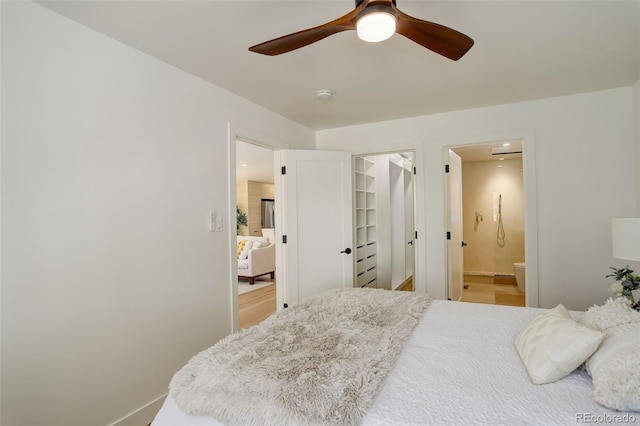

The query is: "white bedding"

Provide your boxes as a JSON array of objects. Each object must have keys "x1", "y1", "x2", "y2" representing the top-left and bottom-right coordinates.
[{"x1": 153, "y1": 300, "x2": 632, "y2": 425}]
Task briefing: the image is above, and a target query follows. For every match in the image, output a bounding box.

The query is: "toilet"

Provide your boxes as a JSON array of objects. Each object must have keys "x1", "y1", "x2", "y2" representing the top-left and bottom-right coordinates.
[{"x1": 513, "y1": 262, "x2": 526, "y2": 293}]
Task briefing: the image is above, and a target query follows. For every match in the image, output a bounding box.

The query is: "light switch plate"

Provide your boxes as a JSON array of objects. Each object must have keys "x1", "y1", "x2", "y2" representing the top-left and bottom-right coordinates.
[{"x1": 208, "y1": 211, "x2": 217, "y2": 232}]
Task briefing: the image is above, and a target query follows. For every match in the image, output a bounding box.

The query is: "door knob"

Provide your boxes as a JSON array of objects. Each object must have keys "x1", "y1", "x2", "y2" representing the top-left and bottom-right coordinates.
[
  {"x1": 340, "y1": 248, "x2": 352, "y2": 254},
  {"x1": 408, "y1": 241, "x2": 413, "y2": 246},
  {"x1": 462, "y1": 241, "x2": 468, "y2": 247}
]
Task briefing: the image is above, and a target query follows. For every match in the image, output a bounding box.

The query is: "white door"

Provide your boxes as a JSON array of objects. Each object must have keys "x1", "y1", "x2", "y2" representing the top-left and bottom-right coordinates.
[
  {"x1": 389, "y1": 160, "x2": 405, "y2": 289},
  {"x1": 447, "y1": 150, "x2": 464, "y2": 301},
  {"x1": 404, "y1": 166, "x2": 415, "y2": 282},
  {"x1": 278, "y1": 149, "x2": 354, "y2": 307}
]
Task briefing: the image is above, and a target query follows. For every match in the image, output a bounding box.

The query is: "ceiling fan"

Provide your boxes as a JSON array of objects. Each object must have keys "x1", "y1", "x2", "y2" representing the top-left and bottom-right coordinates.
[{"x1": 249, "y1": 0, "x2": 474, "y2": 61}]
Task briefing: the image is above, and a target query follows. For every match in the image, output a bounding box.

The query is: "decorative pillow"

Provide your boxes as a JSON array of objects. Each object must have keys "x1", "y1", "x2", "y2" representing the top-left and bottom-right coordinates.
[
  {"x1": 515, "y1": 304, "x2": 605, "y2": 384},
  {"x1": 578, "y1": 297, "x2": 638, "y2": 332},
  {"x1": 253, "y1": 237, "x2": 270, "y2": 248},
  {"x1": 236, "y1": 240, "x2": 247, "y2": 259},
  {"x1": 579, "y1": 298, "x2": 640, "y2": 411},
  {"x1": 239, "y1": 240, "x2": 254, "y2": 260},
  {"x1": 587, "y1": 333, "x2": 640, "y2": 411}
]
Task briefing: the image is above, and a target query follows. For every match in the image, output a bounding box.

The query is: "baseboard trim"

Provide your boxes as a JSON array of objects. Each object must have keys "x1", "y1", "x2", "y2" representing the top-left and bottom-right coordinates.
[
  {"x1": 109, "y1": 393, "x2": 167, "y2": 426},
  {"x1": 464, "y1": 271, "x2": 494, "y2": 277},
  {"x1": 464, "y1": 271, "x2": 516, "y2": 278}
]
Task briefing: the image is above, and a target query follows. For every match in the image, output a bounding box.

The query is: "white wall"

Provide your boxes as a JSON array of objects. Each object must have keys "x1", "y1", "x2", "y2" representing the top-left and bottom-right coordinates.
[
  {"x1": 317, "y1": 87, "x2": 637, "y2": 311},
  {"x1": 630, "y1": 79, "x2": 640, "y2": 294},
  {"x1": 1, "y1": 3, "x2": 314, "y2": 426},
  {"x1": 634, "y1": 79, "x2": 640, "y2": 212}
]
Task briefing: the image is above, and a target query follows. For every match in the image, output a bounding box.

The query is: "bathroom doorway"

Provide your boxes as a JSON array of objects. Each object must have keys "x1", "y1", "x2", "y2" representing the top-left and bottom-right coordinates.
[{"x1": 447, "y1": 140, "x2": 528, "y2": 307}]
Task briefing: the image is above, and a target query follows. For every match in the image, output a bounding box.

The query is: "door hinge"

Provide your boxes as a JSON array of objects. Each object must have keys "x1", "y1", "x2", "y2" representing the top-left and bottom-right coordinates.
[
  {"x1": 282, "y1": 235, "x2": 287, "y2": 244},
  {"x1": 413, "y1": 166, "x2": 416, "y2": 175},
  {"x1": 446, "y1": 231, "x2": 451, "y2": 240},
  {"x1": 415, "y1": 231, "x2": 418, "y2": 239},
  {"x1": 281, "y1": 166, "x2": 286, "y2": 175},
  {"x1": 445, "y1": 164, "x2": 450, "y2": 173},
  {"x1": 283, "y1": 303, "x2": 288, "y2": 308}
]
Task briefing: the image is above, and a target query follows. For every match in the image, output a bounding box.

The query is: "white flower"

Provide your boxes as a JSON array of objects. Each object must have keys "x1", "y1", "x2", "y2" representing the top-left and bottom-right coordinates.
[{"x1": 608, "y1": 280, "x2": 624, "y2": 296}]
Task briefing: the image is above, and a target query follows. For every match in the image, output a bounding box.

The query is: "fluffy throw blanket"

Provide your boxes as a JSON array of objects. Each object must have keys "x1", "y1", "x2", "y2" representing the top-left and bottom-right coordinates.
[{"x1": 169, "y1": 287, "x2": 432, "y2": 426}]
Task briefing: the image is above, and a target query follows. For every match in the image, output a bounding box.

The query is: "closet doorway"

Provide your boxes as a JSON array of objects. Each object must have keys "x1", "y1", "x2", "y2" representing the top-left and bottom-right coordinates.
[
  {"x1": 354, "y1": 152, "x2": 416, "y2": 292},
  {"x1": 235, "y1": 139, "x2": 277, "y2": 329}
]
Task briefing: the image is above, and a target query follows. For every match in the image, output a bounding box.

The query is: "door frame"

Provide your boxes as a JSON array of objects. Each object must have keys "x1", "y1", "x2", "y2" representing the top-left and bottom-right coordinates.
[
  {"x1": 227, "y1": 123, "x2": 282, "y2": 333},
  {"x1": 445, "y1": 149, "x2": 464, "y2": 301},
  {"x1": 443, "y1": 131, "x2": 539, "y2": 307}
]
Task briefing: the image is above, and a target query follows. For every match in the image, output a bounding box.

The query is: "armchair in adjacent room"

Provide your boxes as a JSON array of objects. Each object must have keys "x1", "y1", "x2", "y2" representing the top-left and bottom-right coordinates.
[{"x1": 236, "y1": 235, "x2": 275, "y2": 284}]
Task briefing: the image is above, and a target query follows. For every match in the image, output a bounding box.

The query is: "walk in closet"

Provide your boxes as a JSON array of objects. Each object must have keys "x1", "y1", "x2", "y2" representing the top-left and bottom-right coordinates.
[{"x1": 354, "y1": 153, "x2": 415, "y2": 290}]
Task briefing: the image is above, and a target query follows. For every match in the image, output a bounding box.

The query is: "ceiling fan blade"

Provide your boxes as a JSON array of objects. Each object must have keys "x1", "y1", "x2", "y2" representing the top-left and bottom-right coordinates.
[
  {"x1": 395, "y1": 9, "x2": 474, "y2": 61},
  {"x1": 249, "y1": 8, "x2": 360, "y2": 56}
]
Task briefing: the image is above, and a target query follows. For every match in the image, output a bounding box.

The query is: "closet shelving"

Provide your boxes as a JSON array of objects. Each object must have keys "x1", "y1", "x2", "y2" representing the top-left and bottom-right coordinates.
[{"x1": 354, "y1": 156, "x2": 377, "y2": 288}]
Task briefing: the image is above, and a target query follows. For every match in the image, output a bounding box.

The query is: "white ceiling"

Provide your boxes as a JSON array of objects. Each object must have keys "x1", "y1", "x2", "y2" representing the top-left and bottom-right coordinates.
[
  {"x1": 38, "y1": 1, "x2": 640, "y2": 132},
  {"x1": 236, "y1": 140, "x2": 275, "y2": 183},
  {"x1": 452, "y1": 140, "x2": 522, "y2": 163}
]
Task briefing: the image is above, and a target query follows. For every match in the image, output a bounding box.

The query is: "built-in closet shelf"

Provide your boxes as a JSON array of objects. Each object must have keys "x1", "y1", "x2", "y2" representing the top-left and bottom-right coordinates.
[{"x1": 354, "y1": 155, "x2": 378, "y2": 289}]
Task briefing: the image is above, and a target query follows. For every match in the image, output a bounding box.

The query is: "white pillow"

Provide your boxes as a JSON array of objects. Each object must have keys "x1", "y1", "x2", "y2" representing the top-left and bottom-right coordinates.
[
  {"x1": 578, "y1": 297, "x2": 639, "y2": 332},
  {"x1": 587, "y1": 332, "x2": 640, "y2": 411},
  {"x1": 515, "y1": 304, "x2": 605, "y2": 384},
  {"x1": 255, "y1": 237, "x2": 269, "y2": 248},
  {"x1": 579, "y1": 298, "x2": 640, "y2": 411},
  {"x1": 238, "y1": 240, "x2": 253, "y2": 260}
]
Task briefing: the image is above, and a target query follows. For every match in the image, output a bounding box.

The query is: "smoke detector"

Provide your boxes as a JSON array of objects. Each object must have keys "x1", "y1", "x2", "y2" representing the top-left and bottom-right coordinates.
[{"x1": 316, "y1": 89, "x2": 333, "y2": 101}]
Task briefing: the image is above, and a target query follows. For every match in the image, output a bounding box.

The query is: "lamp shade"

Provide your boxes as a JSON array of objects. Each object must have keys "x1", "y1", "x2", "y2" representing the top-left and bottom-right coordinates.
[{"x1": 612, "y1": 218, "x2": 640, "y2": 261}]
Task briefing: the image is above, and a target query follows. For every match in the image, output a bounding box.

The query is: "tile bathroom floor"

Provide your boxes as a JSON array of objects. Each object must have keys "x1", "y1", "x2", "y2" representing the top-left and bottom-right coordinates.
[{"x1": 460, "y1": 275, "x2": 525, "y2": 307}]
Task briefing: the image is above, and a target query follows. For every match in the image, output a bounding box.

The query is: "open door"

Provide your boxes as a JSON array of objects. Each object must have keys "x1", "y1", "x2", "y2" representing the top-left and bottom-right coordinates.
[
  {"x1": 404, "y1": 164, "x2": 415, "y2": 285},
  {"x1": 386, "y1": 154, "x2": 415, "y2": 290},
  {"x1": 277, "y1": 149, "x2": 354, "y2": 308},
  {"x1": 446, "y1": 149, "x2": 464, "y2": 301}
]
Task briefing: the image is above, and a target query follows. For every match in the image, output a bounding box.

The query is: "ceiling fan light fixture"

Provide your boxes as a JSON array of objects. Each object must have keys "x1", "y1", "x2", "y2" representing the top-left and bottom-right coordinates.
[
  {"x1": 356, "y1": 11, "x2": 397, "y2": 43},
  {"x1": 249, "y1": 0, "x2": 473, "y2": 60}
]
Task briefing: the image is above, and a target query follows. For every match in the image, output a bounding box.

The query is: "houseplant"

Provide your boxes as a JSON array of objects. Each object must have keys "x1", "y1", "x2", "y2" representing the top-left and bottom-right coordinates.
[
  {"x1": 606, "y1": 265, "x2": 640, "y2": 308},
  {"x1": 236, "y1": 206, "x2": 248, "y2": 231}
]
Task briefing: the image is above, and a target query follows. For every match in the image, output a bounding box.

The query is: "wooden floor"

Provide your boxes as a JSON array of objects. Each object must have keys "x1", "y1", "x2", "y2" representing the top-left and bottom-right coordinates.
[
  {"x1": 238, "y1": 283, "x2": 276, "y2": 329},
  {"x1": 460, "y1": 275, "x2": 525, "y2": 307},
  {"x1": 239, "y1": 277, "x2": 415, "y2": 329},
  {"x1": 396, "y1": 276, "x2": 413, "y2": 292},
  {"x1": 238, "y1": 274, "x2": 523, "y2": 330}
]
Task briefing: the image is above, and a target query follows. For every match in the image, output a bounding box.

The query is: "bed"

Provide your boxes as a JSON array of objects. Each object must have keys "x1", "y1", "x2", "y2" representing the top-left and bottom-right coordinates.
[{"x1": 152, "y1": 288, "x2": 639, "y2": 425}]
